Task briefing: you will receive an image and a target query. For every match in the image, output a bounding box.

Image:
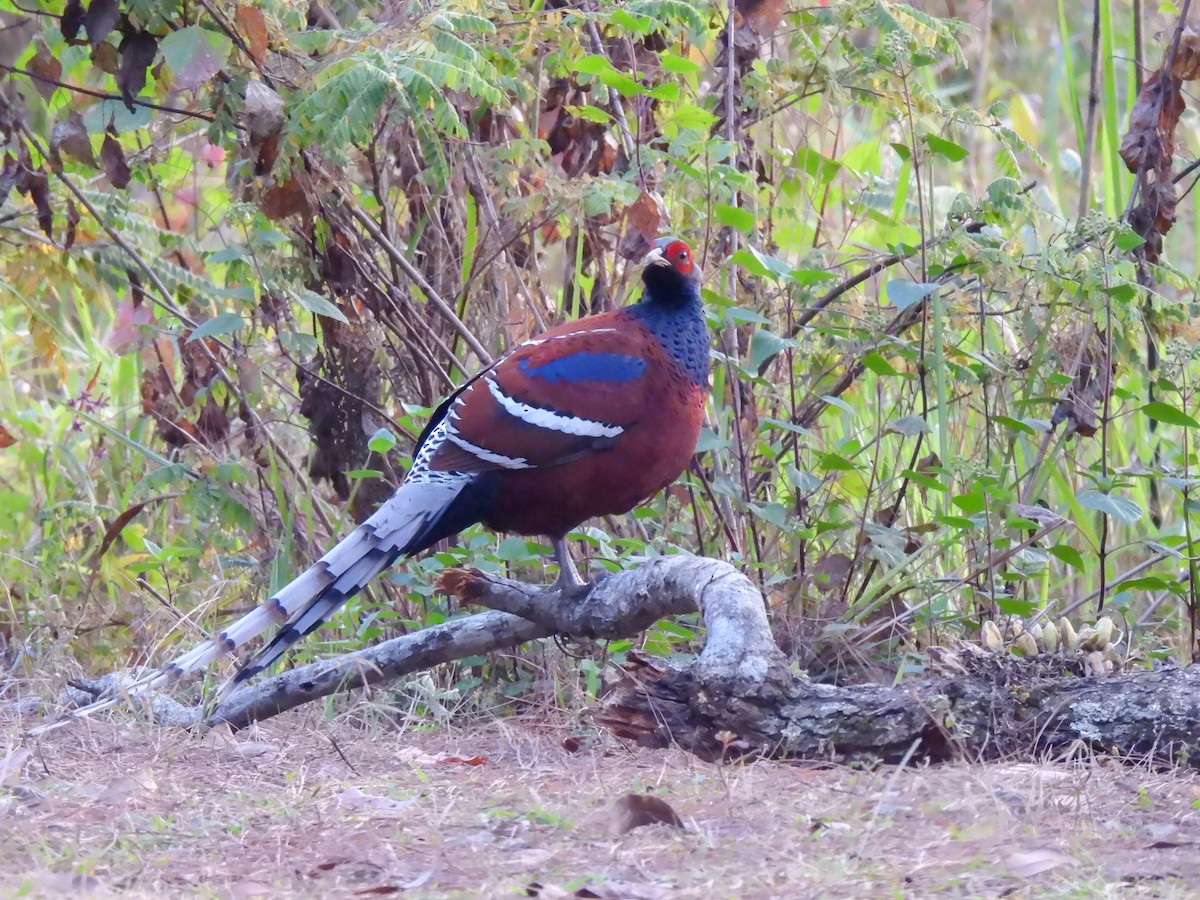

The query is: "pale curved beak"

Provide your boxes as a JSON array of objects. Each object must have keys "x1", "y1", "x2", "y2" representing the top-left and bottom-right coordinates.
[{"x1": 642, "y1": 246, "x2": 670, "y2": 266}]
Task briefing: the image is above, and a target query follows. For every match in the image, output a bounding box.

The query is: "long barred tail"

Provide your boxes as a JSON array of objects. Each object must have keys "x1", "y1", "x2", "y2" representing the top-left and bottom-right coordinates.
[{"x1": 27, "y1": 476, "x2": 471, "y2": 736}]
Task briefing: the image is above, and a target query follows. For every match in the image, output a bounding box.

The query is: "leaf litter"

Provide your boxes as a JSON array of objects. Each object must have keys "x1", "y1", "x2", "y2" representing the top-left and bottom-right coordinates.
[{"x1": 3, "y1": 709, "x2": 1200, "y2": 897}]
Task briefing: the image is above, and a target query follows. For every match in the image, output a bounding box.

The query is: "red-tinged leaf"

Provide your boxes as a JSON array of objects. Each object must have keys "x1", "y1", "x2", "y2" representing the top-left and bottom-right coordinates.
[
  {"x1": 0, "y1": 424, "x2": 16, "y2": 449},
  {"x1": 438, "y1": 755, "x2": 487, "y2": 766},
  {"x1": 261, "y1": 176, "x2": 312, "y2": 220},
  {"x1": 199, "y1": 142, "x2": 225, "y2": 169},
  {"x1": 94, "y1": 500, "x2": 150, "y2": 564},
  {"x1": 26, "y1": 38, "x2": 62, "y2": 100},
  {"x1": 82, "y1": 0, "x2": 119, "y2": 47},
  {"x1": 117, "y1": 28, "x2": 158, "y2": 111},
  {"x1": 101, "y1": 134, "x2": 130, "y2": 188},
  {"x1": 160, "y1": 26, "x2": 231, "y2": 91},
  {"x1": 618, "y1": 189, "x2": 668, "y2": 260},
  {"x1": 236, "y1": 4, "x2": 269, "y2": 64},
  {"x1": 106, "y1": 299, "x2": 153, "y2": 355}
]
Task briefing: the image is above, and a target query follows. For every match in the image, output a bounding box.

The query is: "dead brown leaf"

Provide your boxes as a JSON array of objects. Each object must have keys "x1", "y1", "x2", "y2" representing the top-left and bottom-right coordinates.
[
  {"x1": 51, "y1": 112, "x2": 95, "y2": 168},
  {"x1": 618, "y1": 190, "x2": 669, "y2": 261},
  {"x1": 236, "y1": 5, "x2": 269, "y2": 64},
  {"x1": 26, "y1": 37, "x2": 62, "y2": 101},
  {"x1": 261, "y1": 175, "x2": 312, "y2": 220},
  {"x1": 85, "y1": 769, "x2": 159, "y2": 806},
  {"x1": 117, "y1": 27, "x2": 158, "y2": 110},
  {"x1": 82, "y1": 0, "x2": 118, "y2": 48},
  {"x1": 438, "y1": 755, "x2": 487, "y2": 766},
  {"x1": 91, "y1": 39, "x2": 119, "y2": 75},
  {"x1": 606, "y1": 793, "x2": 684, "y2": 838},
  {"x1": 0, "y1": 424, "x2": 16, "y2": 449},
  {"x1": 100, "y1": 133, "x2": 130, "y2": 188},
  {"x1": 1172, "y1": 26, "x2": 1200, "y2": 80}
]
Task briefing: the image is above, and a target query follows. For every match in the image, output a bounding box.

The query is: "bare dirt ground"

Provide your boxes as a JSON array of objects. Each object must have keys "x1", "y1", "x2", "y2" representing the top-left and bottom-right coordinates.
[{"x1": 3, "y1": 704, "x2": 1200, "y2": 899}]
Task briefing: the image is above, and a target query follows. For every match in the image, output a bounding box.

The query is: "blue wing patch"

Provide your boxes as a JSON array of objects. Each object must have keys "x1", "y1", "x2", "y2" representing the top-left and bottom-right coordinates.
[{"x1": 519, "y1": 351, "x2": 647, "y2": 385}]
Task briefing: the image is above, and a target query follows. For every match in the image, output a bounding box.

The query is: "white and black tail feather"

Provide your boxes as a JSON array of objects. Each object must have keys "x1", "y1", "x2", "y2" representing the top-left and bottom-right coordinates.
[
  {"x1": 27, "y1": 403, "x2": 486, "y2": 737},
  {"x1": 221, "y1": 474, "x2": 470, "y2": 690}
]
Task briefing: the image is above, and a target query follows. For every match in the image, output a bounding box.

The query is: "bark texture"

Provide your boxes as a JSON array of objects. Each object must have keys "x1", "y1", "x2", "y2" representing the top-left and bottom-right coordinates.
[{"x1": 44, "y1": 555, "x2": 1200, "y2": 769}]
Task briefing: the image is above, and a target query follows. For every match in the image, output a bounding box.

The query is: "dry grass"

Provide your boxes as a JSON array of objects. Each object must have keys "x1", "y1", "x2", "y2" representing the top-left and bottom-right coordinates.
[{"x1": 3, "y1": 703, "x2": 1200, "y2": 898}]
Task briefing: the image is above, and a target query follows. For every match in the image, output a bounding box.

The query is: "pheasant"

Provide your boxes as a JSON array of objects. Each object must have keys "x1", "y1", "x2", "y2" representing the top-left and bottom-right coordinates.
[{"x1": 37, "y1": 236, "x2": 709, "y2": 726}]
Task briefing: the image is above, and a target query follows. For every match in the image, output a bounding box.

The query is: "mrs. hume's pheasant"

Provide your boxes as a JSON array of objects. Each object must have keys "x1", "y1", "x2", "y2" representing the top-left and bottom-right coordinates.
[{"x1": 84, "y1": 236, "x2": 709, "y2": 707}]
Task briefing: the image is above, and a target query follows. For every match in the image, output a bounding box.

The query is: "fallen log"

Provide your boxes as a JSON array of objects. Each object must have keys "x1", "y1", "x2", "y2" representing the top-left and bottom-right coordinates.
[{"x1": 39, "y1": 555, "x2": 1200, "y2": 767}]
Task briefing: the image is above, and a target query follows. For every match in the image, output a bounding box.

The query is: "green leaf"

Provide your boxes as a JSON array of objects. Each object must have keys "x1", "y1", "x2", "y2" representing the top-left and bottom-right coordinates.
[
  {"x1": 659, "y1": 52, "x2": 702, "y2": 74},
  {"x1": 495, "y1": 536, "x2": 533, "y2": 562},
  {"x1": 789, "y1": 268, "x2": 837, "y2": 286},
  {"x1": 1114, "y1": 226, "x2": 1146, "y2": 251},
  {"x1": 564, "y1": 104, "x2": 612, "y2": 124},
  {"x1": 714, "y1": 203, "x2": 755, "y2": 233},
  {"x1": 1101, "y1": 282, "x2": 1138, "y2": 302},
  {"x1": 574, "y1": 53, "x2": 643, "y2": 96},
  {"x1": 817, "y1": 452, "x2": 855, "y2": 471},
  {"x1": 159, "y1": 26, "x2": 232, "y2": 91},
  {"x1": 749, "y1": 329, "x2": 796, "y2": 373},
  {"x1": 1077, "y1": 490, "x2": 1143, "y2": 524},
  {"x1": 750, "y1": 501, "x2": 790, "y2": 530},
  {"x1": 952, "y1": 491, "x2": 986, "y2": 514},
  {"x1": 367, "y1": 428, "x2": 397, "y2": 453},
  {"x1": 208, "y1": 246, "x2": 248, "y2": 264},
  {"x1": 1143, "y1": 401, "x2": 1200, "y2": 428},
  {"x1": 993, "y1": 415, "x2": 1037, "y2": 434},
  {"x1": 936, "y1": 514, "x2": 979, "y2": 530},
  {"x1": 279, "y1": 331, "x2": 318, "y2": 357},
  {"x1": 922, "y1": 133, "x2": 969, "y2": 161},
  {"x1": 571, "y1": 54, "x2": 613, "y2": 77},
  {"x1": 730, "y1": 245, "x2": 790, "y2": 280},
  {"x1": 694, "y1": 427, "x2": 727, "y2": 453},
  {"x1": 886, "y1": 415, "x2": 930, "y2": 437},
  {"x1": 187, "y1": 312, "x2": 244, "y2": 343},
  {"x1": 794, "y1": 147, "x2": 841, "y2": 184},
  {"x1": 669, "y1": 102, "x2": 717, "y2": 130},
  {"x1": 886, "y1": 280, "x2": 938, "y2": 310},
  {"x1": 862, "y1": 352, "x2": 899, "y2": 376},
  {"x1": 1048, "y1": 544, "x2": 1084, "y2": 571},
  {"x1": 648, "y1": 82, "x2": 681, "y2": 103},
  {"x1": 997, "y1": 597, "x2": 1037, "y2": 617},
  {"x1": 291, "y1": 289, "x2": 349, "y2": 323}
]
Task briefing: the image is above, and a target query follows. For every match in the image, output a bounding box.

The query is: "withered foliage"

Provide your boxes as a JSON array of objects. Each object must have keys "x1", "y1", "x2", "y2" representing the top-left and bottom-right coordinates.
[{"x1": 1119, "y1": 26, "x2": 1200, "y2": 261}]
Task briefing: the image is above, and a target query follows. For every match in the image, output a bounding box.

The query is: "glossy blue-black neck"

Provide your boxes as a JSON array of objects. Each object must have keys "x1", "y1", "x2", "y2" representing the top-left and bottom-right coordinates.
[{"x1": 630, "y1": 272, "x2": 709, "y2": 386}]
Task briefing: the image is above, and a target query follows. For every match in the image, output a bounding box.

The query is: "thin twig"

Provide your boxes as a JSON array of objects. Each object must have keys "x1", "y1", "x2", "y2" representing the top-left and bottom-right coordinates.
[
  {"x1": 0, "y1": 63, "x2": 224, "y2": 124},
  {"x1": 333, "y1": 183, "x2": 493, "y2": 364},
  {"x1": 1077, "y1": 0, "x2": 1103, "y2": 219},
  {"x1": 583, "y1": 16, "x2": 636, "y2": 162}
]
